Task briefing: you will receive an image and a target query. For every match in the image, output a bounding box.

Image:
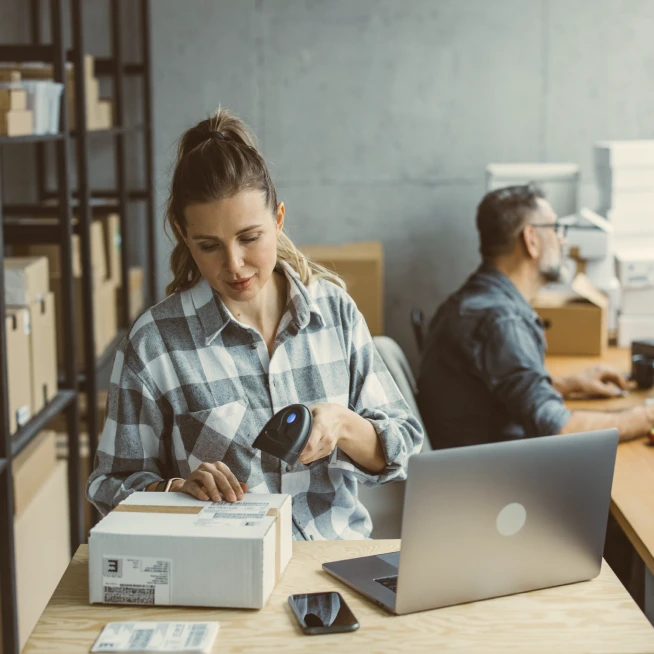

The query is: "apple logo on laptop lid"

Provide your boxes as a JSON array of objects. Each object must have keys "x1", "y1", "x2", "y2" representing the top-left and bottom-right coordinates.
[{"x1": 496, "y1": 502, "x2": 527, "y2": 536}]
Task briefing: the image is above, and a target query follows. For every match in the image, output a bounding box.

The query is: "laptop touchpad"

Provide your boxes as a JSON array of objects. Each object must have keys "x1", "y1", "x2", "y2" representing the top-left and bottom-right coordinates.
[{"x1": 377, "y1": 552, "x2": 400, "y2": 568}]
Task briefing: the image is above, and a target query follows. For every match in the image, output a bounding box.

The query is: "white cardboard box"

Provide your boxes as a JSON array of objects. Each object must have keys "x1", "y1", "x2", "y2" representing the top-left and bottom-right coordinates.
[
  {"x1": 595, "y1": 140, "x2": 654, "y2": 168},
  {"x1": 615, "y1": 241, "x2": 654, "y2": 289},
  {"x1": 606, "y1": 208, "x2": 654, "y2": 236},
  {"x1": 620, "y1": 286, "x2": 654, "y2": 315},
  {"x1": 598, "y1": 188, "x2": 654, "y2": 213},
  {"x1": 89, "y1": 492, "x2": 292, "y2": 610},
  {"x1": 564, "y1": 208, "x2": 613, "y2": 261},
  {"x1": 618, "y1": 314, "x2": 654, "y2": 348}
]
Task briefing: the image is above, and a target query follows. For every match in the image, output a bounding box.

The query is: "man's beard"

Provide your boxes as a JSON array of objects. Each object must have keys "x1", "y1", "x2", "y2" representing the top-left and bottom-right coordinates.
[{"x1": 540, "y1": 257, "x2": 572, "y2": 285}]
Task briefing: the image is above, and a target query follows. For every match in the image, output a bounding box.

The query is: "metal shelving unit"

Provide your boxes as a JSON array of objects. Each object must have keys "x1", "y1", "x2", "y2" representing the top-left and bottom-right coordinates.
[{"x1": 0, "y1": 1, "x2": 156, "y2": 652}]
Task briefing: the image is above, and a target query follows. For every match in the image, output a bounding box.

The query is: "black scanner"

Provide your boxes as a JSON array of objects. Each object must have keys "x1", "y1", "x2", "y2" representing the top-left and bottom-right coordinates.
[{"x1": 252, "y1": 404, "x2": 313, "y2": 465}]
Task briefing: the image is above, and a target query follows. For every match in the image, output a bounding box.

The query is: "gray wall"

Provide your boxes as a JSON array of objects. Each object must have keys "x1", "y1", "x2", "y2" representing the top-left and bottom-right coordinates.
[
  {"x1": 151, "y1": 0, "x2": 654, "y2": 366},
  {"x1": 4, "y1": 1, "x2": 654, "y2": 367}
]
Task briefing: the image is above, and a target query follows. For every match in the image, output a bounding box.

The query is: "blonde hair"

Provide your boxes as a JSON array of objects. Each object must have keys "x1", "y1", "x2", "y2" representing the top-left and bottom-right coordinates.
[{"x1": 165, "y1": 107, "x2": 344, "y2": 295}]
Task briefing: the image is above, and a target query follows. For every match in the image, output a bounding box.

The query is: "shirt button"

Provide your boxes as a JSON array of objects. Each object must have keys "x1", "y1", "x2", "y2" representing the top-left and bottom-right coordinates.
[
  {"x1": 250, "y1": 342, "x2": 257, "y2": 349},
  {"x1": 286, "y1": 464, "x2": 293, "y2": 472}
]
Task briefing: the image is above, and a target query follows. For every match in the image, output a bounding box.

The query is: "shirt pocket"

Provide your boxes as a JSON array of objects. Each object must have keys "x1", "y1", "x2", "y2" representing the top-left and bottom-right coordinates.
[{"x1": 175, "y1": 398, "x2": 250, "y2": 473}]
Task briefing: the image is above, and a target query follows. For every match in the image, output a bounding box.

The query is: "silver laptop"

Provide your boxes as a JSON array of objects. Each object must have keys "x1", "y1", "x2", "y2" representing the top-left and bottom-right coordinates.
[{"x1": 323, "y1": 429, "x2": 618, "y2": 615}]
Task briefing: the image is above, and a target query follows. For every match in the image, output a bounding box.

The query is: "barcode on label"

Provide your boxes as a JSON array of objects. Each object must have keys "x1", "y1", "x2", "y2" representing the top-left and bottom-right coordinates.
[
  {"x1": 184, "y1": 624, "x2": 208, "y2": 649},
  {"x1": 104, "y1": 584, "x2": 155, "y2": 605},
  {"x1": 209, "y1": 512, "x2": 263, "y2": 520},
  {"x1": 128, "y1": 628, "x2": 154, "y2": 650}
]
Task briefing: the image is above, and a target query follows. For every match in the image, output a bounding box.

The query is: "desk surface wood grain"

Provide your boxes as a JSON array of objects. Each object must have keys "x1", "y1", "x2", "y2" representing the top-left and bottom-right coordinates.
[
  {"x1": 24, "y1": 541, "x2": 654, "y2": 654},
  {"x1": 546, "y1": 348, "x2": 654, "y2": 575}
]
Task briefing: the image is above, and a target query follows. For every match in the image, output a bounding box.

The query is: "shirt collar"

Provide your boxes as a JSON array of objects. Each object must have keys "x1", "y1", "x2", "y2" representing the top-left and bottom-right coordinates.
[
  {"x1": 189, "y1": 261, "x2": 325, "y2": 346},
  {"x1": 475, "y1": 263, "x2": 541, "y2": 323}
]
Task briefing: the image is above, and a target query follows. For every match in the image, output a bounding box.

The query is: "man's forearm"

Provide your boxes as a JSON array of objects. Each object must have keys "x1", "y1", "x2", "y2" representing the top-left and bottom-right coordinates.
[
  {"x1": 560, "y1": 406, "x2": 653, "y2": 442},
  {"x1": 552, "y1": 375, "x2": 578, "y2": 398}
]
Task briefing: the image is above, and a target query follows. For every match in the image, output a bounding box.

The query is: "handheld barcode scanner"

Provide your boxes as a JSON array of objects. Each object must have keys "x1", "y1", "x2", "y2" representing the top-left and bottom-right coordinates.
[{"x1": 252, "y1": 404, "x2": 313, "y2": 465}]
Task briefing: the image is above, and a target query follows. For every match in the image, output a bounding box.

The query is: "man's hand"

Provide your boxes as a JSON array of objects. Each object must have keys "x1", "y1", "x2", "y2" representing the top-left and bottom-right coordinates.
[{"x1": 554, "y1": 365, "x2": 628, "y2": 399}]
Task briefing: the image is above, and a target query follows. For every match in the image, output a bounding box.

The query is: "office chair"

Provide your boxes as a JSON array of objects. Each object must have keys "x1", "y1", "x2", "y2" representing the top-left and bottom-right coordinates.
[{"x1": 359, "y1": 337, "x2": 430, "y2": 539}]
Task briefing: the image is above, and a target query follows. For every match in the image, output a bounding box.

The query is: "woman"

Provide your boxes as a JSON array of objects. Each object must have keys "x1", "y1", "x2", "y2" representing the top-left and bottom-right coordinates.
[{"x1": 87, "y1": 108, "x2": 423, "y2": 540}]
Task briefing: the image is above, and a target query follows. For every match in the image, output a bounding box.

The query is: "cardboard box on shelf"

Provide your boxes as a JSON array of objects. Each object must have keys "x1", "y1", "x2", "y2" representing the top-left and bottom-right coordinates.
[
  {"x1": 117, "y1": 266, "x2": 144, "y2": 324},
  {"x1": 0, "y1": 108, "x2": 33, "y2": 136},
  {"x1": 51, "y1": 275, "x2": 104, "y2": 367},
  {"x1": 618, "y1": 314, "x2": 654, "y2": 348},
  {"x1": 0, "y1": 88, "x2": 27, "y2": 111},
  {"x1": 4, "y1": 256, "x2": 49, "y2": 305},
  {"x1": 12, "y1": 461, "x2": 70, "y2": 650},
  {"x1": 300, "y1": 241, "x2": 384, "y2": 335},
  {"x1": 89, "y1": 492, "x2": 292, "y2": 609},
  {"x1": 0, "y1": 69, "x2": 21, "y2": 82},
  {"x1": 12, "y1": 431, "x2": 57, "y2": 517},
  {"x1": 94, "y1": 99, "x2": 113, "y2": 130},
  {"x1": 25, "y1": 293, "x2": 58, "y2": 415},
  {"x1": 15, "y1": 219, "x2": 107, "y2": 282},
  {"x1": 532, "y1": 274, "x2": 608, "y2": 356},
  {"x1": 103, "y1": 213, "x2": 121, "y2": 285},
  {"x1": 100, "y1": 278, "x2": 119, "y2": 351},
  {"x1": 5, "y1": 309, "x2": 32, "y2": 433}
]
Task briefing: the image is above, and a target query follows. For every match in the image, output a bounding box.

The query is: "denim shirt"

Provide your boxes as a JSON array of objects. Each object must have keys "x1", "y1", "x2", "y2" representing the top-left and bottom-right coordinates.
[{"x1": 417, "y1": 264, "x2": 571, "y2": 450}]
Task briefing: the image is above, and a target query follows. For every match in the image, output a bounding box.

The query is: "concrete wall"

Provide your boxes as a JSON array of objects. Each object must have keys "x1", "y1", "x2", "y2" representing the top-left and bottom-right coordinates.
[
  {"x1": 4, "y1": 1, "x2": 654, "y2": 366},
  {"x1": 150, "y1": 0, "x2": 654, "y2": 366}
]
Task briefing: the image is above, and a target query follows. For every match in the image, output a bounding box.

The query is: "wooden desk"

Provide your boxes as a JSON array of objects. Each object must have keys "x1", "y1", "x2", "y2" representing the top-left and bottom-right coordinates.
[
  {"x1": 547, "y1": 348, "x2": 654, "y2": 623},
  {"x1": 23, "y1": 541, "x2": 654, "y2": 653},
  {"x1": 546, "y1": 349, "x2": 654, "y2": 575}
]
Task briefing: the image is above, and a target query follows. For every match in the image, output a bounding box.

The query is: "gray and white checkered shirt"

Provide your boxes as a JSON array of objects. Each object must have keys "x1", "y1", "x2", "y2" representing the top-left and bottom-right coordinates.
[{"x1": 87, "y1": 262, "x2": 423, "y2": 540}]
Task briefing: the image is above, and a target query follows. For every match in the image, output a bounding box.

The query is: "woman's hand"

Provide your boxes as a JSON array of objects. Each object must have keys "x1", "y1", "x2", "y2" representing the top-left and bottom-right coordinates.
[
  {"x1": 173, "y1": 461, "x2": 248, "y2": 502},
  {"x1": 297, "y1": 403, "x2": 347, "y2": 465}
]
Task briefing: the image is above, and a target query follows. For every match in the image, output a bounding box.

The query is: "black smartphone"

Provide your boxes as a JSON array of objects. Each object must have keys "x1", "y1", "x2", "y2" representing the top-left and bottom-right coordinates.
[{"x1": 288, "y1": 591, "x2": 360, "y2": 635}]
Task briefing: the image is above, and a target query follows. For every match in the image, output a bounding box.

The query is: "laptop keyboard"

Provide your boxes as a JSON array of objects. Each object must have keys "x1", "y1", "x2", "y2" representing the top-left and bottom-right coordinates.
[{"x1": 375, "y1": 575, "x2": 398, "y2": 593}]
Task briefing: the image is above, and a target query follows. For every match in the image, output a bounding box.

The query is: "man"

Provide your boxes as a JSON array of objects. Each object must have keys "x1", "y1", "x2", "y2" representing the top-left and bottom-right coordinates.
[{"x1": 417, "y1": 183, "x2": 654, "y2": 450}]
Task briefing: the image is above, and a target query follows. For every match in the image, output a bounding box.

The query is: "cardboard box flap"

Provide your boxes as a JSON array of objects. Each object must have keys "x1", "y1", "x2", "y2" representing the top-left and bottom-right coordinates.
[{"x1": 570, "y1": 273, "x2": 609, "y2": 309}]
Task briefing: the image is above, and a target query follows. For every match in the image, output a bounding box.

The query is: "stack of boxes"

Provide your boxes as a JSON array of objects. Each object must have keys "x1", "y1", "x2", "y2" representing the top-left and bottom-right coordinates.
[
  {"x1": 16, "y1": 55, "x2": 113, "y2": 130},
  {"x1": 594, "y1": 140, "x2": 654, "y2": 347},
  {"x1": 7, "y1": 431, "x2": 71, "y2": 650},
  {"x1": 15, "y1": 214, "x2": 130, "y2": 366},
  {"x1": 3, "y1": 257, "x2": 58, "y2": 432},
  {"x1": 0, "y1": 70, "x2": 34, "y2": 136}
]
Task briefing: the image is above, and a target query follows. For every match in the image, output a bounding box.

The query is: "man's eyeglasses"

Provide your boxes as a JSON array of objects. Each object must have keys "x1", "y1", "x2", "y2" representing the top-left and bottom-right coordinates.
[{"x1": 530, "y1": 222, "x2": 569, "y2": 238}]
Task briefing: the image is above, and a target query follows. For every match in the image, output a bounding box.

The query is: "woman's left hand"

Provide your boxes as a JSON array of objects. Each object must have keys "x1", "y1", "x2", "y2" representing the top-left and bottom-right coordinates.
[{"x1": 297, "y1": 403, "x2": 347, "y2": 465}]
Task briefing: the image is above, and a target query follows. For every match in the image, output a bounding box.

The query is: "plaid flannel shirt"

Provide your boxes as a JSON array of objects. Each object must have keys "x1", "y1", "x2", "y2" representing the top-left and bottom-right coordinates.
[{"x1": 87, "y1": 262, "x2": 423, "y2": 540}]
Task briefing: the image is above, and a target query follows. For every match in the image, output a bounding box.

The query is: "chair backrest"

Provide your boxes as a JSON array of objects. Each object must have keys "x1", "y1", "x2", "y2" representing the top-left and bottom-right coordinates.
[
  {"x1": 410, "y1": 308, "x2": 426, "y2": 354},
  {"x1": 372, "y1": 336, "x2": 428, "y2": 449},
  {"x1": 360, "y1": 337, "x2": 429, "y2": 539}
]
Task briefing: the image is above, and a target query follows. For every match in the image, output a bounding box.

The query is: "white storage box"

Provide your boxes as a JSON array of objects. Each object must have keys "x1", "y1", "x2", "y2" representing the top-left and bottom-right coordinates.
[
  {"x1": 596, "y1": 165, "x2": 654, "y2": 191},
  {"x1": 564, "y1": 208, "x2": 613, "y2": 261},
  {"x1": 620, "y1": 286, "x2": 654, "y2": 315},
  {"x1": 615, "y1": 241, "x2": 654, "y2": 289},
  {"x1": 599, "y1": 189, "x2": 654, "y2": 213},
  {"x1": 595, "y1": 140, "x2": 654, "y2": 169},
  {"x1": 89, "y1": 492, "x2": 292, "y2": 610},
  {"x1": 618, "y1": 314, "x2": 654, "y2": 347},
  {"x1": 606, "y1": 208, "x2": 654, "y2": 236}
]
